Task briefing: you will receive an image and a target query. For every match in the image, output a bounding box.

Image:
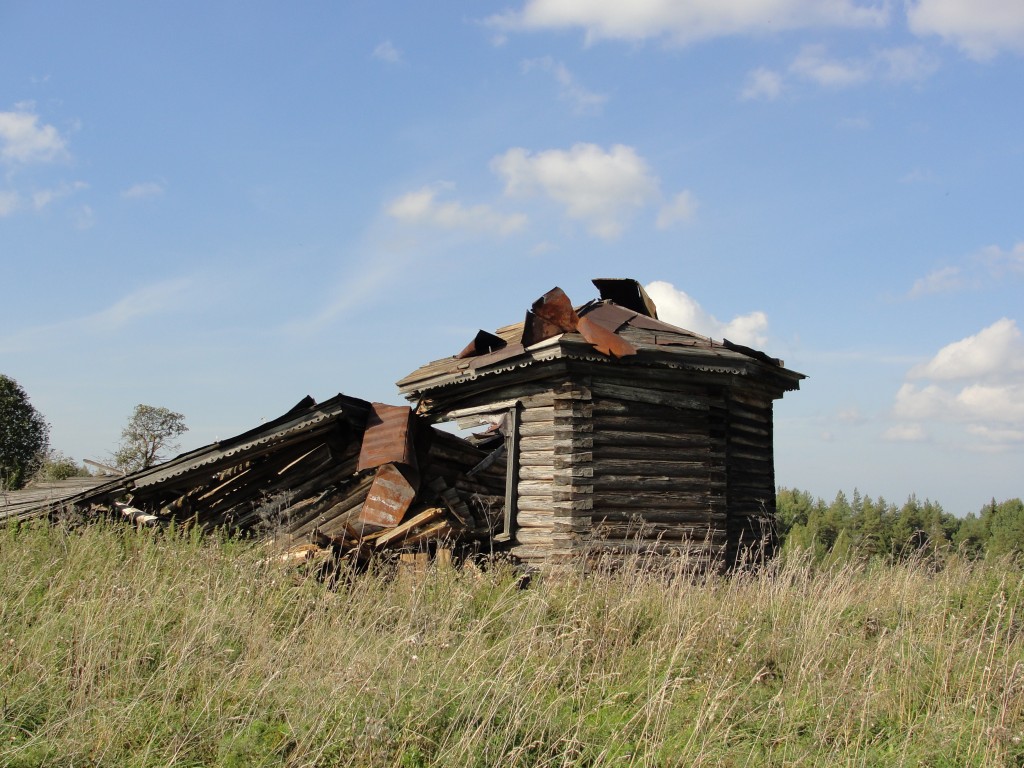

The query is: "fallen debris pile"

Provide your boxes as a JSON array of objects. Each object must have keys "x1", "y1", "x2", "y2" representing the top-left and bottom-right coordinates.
[{"x1": 56, "y1": 392, "x2": 507, "y2": 565}]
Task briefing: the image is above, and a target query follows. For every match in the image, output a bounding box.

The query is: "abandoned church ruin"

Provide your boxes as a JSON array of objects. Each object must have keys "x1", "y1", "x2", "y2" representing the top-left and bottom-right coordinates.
[{"x1": 15, "y1": 278, "x2": 804, "y2": 568}]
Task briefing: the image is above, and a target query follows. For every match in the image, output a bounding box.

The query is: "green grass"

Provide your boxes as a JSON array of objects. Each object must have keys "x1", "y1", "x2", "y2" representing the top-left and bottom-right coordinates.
[{"x1": 1, "y1": 521, "x2": 1022, "y2": 767}]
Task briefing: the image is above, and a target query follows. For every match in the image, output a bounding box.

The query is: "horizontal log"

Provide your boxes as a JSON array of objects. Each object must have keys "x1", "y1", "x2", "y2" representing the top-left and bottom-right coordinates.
[
  {"x1": 590, "y1": 522, "x2": 727, "y2": 542},
  {"x1": 581, "y1": 539, "x2": 727, "y2": 558},
  {"x1": 514, "y1": 527, "x2": 559, "y2": 545},
  {"x1": 591, "y1": 509, "x2": 727, "y2": 524},
  {"x1": 591, "y1": 458, "x2": 723, "y2": 475},
  {"x1": 593, "y1": 445, "x2": 720, "y2": 463},
  {"x1": 593, "y1": 431, "x2": 719, "y2": 450},
  {"x1": 517, "y1": 511, "x2": 553, "y2": 528},
  {"x1": 518, "y1": 421, "x2": 556, "y2": 438},
  {"x1": 442, "y1": 391, "x2": 557, "y2": 421},
  {"x1": 590, "y1": 382, "x2": 709, "y2": 411},
  {"x1": 592, "y1": 490, "x2": 722, "y2": 509},
  {"x1": 592, "y1": 477, "x2": 724, "y2": 492},
  {"x1": 593, "y1": 415, "x2": 709, "y2": 432},
  {"x1": 516, "y1": 495, "x2": 553, "y2": 512},
  {"x1": 518, "y1": 466, "x2": 554, "y2": 482},
  {"x1": 520, "y1": 407, "x2": 554, "y2": 423}
]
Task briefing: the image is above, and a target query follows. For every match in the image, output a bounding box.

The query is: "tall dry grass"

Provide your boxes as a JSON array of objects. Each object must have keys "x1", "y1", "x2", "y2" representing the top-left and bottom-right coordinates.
[{"x1": 1, "y1": 520, "x2": 1022, "y2": 767}]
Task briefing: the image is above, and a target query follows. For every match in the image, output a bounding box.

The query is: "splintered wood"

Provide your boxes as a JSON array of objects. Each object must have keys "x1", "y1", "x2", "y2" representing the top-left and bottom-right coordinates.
[{"x1": 54, "y1": 393, "x2": 507, "y2": 565}]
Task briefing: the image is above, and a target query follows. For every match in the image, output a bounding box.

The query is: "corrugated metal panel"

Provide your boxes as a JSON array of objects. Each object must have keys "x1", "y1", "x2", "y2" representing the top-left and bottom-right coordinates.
[
  {"x1": 357, "y1": 403, "x2": 415, "y2": 472},
  {"x1": 356, "y1": 462, "x2": 418, "y2": 528}
]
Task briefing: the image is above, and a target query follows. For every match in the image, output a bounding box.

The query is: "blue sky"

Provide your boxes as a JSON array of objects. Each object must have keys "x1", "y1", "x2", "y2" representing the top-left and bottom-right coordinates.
[{"x1": 2, "y1": 1, "x2": 1022, "y2": 514}]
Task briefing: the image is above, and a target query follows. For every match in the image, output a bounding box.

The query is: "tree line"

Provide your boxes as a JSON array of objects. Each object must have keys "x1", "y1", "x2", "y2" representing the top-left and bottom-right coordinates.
[
  {"x1": 776, "y1": 487, "x2": 1024, "y2": 561},
  {"x1": 1, "y1": 373, "x2": 186, "y2": 490}
]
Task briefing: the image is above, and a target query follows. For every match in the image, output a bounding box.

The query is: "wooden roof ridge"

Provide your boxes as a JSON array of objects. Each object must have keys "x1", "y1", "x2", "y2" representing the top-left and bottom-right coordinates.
[{"x1": 396, "y1": 279, "x2": 806, "y2": 396}]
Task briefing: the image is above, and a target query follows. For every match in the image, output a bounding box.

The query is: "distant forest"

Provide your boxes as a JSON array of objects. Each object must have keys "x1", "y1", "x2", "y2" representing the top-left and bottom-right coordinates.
[{"x1": 776, "y1": 489, "x2": 1024, "y2": 561}]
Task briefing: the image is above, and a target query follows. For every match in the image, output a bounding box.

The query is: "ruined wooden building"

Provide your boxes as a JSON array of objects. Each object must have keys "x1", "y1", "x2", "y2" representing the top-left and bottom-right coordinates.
[
  {"x1": 21, "y1": 277, "x2": 803, "y2": 570},
  {"x1": 398, "y1": 279, "x2": 805, "y2": 567},
  {"x1": 52, "y1": 393, "x2": 507, "y2": 564}
]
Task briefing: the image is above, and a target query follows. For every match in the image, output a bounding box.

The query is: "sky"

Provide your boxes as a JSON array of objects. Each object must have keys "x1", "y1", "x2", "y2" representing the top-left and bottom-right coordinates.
[{"x1": 2, "y1": 1, "x2": 1022, "y2": 515}]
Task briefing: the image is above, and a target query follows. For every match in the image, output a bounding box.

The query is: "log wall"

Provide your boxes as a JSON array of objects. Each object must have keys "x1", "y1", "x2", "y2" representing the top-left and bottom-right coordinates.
[
  {"x1": 723, "y1": 388, "x2": 777, "y2": 562},
  {"x1": 587, "y1": 373, "x2": 727, "y2": 564}
]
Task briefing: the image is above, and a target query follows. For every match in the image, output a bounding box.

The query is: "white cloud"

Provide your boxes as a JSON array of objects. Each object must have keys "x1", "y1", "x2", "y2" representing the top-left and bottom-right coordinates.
[
  {"x1": 791, "y1": 44, "x2": 870, "y2": 87},
  {"x1": 489, "y1": 0, "x2": 888, "y2": 46},
  {"x1": 908, "y1": 242, "x2": 1024, "y2": 298},
  {"x1": 0, "y1": 190, "x2": 20, "y2": 217},
  {"x1": 73, "y1": 204, "x2": 95, "y2": 230},
  {"x1": 656, "y1": 191, "x2": 698, "y2": 229},
  {"x1": 372, "y1": 40, "x2": 402, "y2": 63},
  {"x1": 0, "y1": 107, "x2": 68, "y2": 164},
  {"x1": 644, "y1": 281, "x2": 769, "y2": 348},
  {"x1": 837, "y1": 406, "x2": 867, "y2": 425},
  {"x1": 122, "y1": 181, "x2": 165, "y2": 200},
  {"x1": 492, "y1": 143, "x2": 659, "y2": 239},
  {"x1": 976, "y1": 242, "x2": 1024, "y2": 276},
  {"x1": 883, "y1": 423, "x2": 929, "y2": 442},
  {"x1": 908, "y1": 0, "x2": 1024, "y2": 59},
  {"x1": 875, "y1": 45, "x2": 940, "y2": 81},
  {"x1": 908, "y1": 265, "x2": 964, "y2": 298},
  {"x1": 386, "y1": 184, "x2": 527, "y2": 236},
  {"x1": 789, "y1": 44, "x2": 937, "y2": 88},
  {"x1": 909, "y1": 318, "x2": 1024, "y2": 380},
  {"x1": 522, "y1": 57, "x2": 608, "y2": 114},
  {"x1": 740, "y1": 68, "x2": 783, "y2": 101},
  {"x1": 31, "y1": 180, "x2": 87, "y2": 211},
  {"x1": 747, "y1": 44, "x2": 936, "y2": 100},
  {"x1": 891, "y1": 318, "x2": 1024, "y2": 450}
]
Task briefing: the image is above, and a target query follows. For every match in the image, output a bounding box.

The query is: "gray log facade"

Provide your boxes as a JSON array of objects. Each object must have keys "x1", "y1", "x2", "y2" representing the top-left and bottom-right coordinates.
[{"x1": 398, "y1": 280, "x2": 804, "y2": 567}]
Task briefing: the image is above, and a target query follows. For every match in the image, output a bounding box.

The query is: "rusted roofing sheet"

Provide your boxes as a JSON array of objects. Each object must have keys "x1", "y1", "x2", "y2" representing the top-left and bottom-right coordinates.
[
  {"x1": 357, "y1": 403, "x2": 416, "y2": 472},
  {"x1": 397, "y1": 280, "x2": 805, "y2": 397}
]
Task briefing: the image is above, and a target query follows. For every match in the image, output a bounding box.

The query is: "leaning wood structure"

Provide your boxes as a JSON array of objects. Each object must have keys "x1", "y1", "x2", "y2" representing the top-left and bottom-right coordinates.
[{"x1": 398, "y1": 279, "x2": 805, "y2": 567}]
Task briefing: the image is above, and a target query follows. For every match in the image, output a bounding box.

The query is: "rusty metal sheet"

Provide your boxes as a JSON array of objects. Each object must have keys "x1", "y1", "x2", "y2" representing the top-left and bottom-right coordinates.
[
  {"x1": 578, "y1": 302, "x2": 636, "y2": 333},
  {"x1": 530, "y1": 287, "x2": 579, "y2": 332},
  {"x1": 357, "y1": 403, "x2": 415, "y2": 472},
  {"x1": 578, "y1": 315, "x2": 638, "y2": 358},
  {"x1": 456, "y1": 329, "x2": 507, "y2": 359},
  {"x1": 356, "y1": 462, "x2": 418, "y2": 528},
  {"x1": 591, "y1": 278, "x2": 659, "y2": 318},
  {"x1": 520, "y1": 310, "x2": 565, "y2": 347}
]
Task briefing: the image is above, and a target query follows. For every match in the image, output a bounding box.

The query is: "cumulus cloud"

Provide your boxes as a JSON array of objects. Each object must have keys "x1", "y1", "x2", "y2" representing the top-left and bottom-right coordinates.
[
  {"x1": 122, "y1": 181, "x2": 165, "y2": 200},
  {"x1": 0, "y1": 107, "x2": 68, "y2": 164},
  {"x1": 909, "y1": 318, "x2": 1024, "y2": 380},
  {"x1": 492, "y1": 143, "x2": 660, "y2": 239},
  {"x1": 908, "y1": 0, "x2": 1024, "y2": 59},
  {"x1": 488, "y1": 0, "x2": 888, "y2": 46},
  {"x1": 644, "y1": 281, "x2": 769, "y2": 348},
  {"x1": 386, "y1": 184, "x2": 527, "y2": 236},
  {"x1": 789, "y1": 44, "x2": 937, "y2": 88},
  {"x1": 740, "y1": 68, "x2": 784, "y2": 101},
  {"x1": 372, "y1": 40, "x2": 402, "y2": 63},
  {"x1": 891, "y1": 318, "x2": 1024, "y2": 451},
  {"x1": 521, "y1": 57, "x2": 608, "y2": 114}
]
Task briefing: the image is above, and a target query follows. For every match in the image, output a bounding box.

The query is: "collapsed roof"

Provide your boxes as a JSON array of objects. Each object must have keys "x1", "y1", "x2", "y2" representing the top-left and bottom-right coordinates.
[
  {"x1": 55, "y1": 393, "x2": 506, "y2": 564},
  {"x1": 399, "y1": 278, "x2": 804, "y2": 415}
]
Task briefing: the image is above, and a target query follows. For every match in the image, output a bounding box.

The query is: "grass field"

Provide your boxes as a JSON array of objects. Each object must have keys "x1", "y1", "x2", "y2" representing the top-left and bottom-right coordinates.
[{"x1": 1, "y1": 521, "x2": 1022, "y2": 767}]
